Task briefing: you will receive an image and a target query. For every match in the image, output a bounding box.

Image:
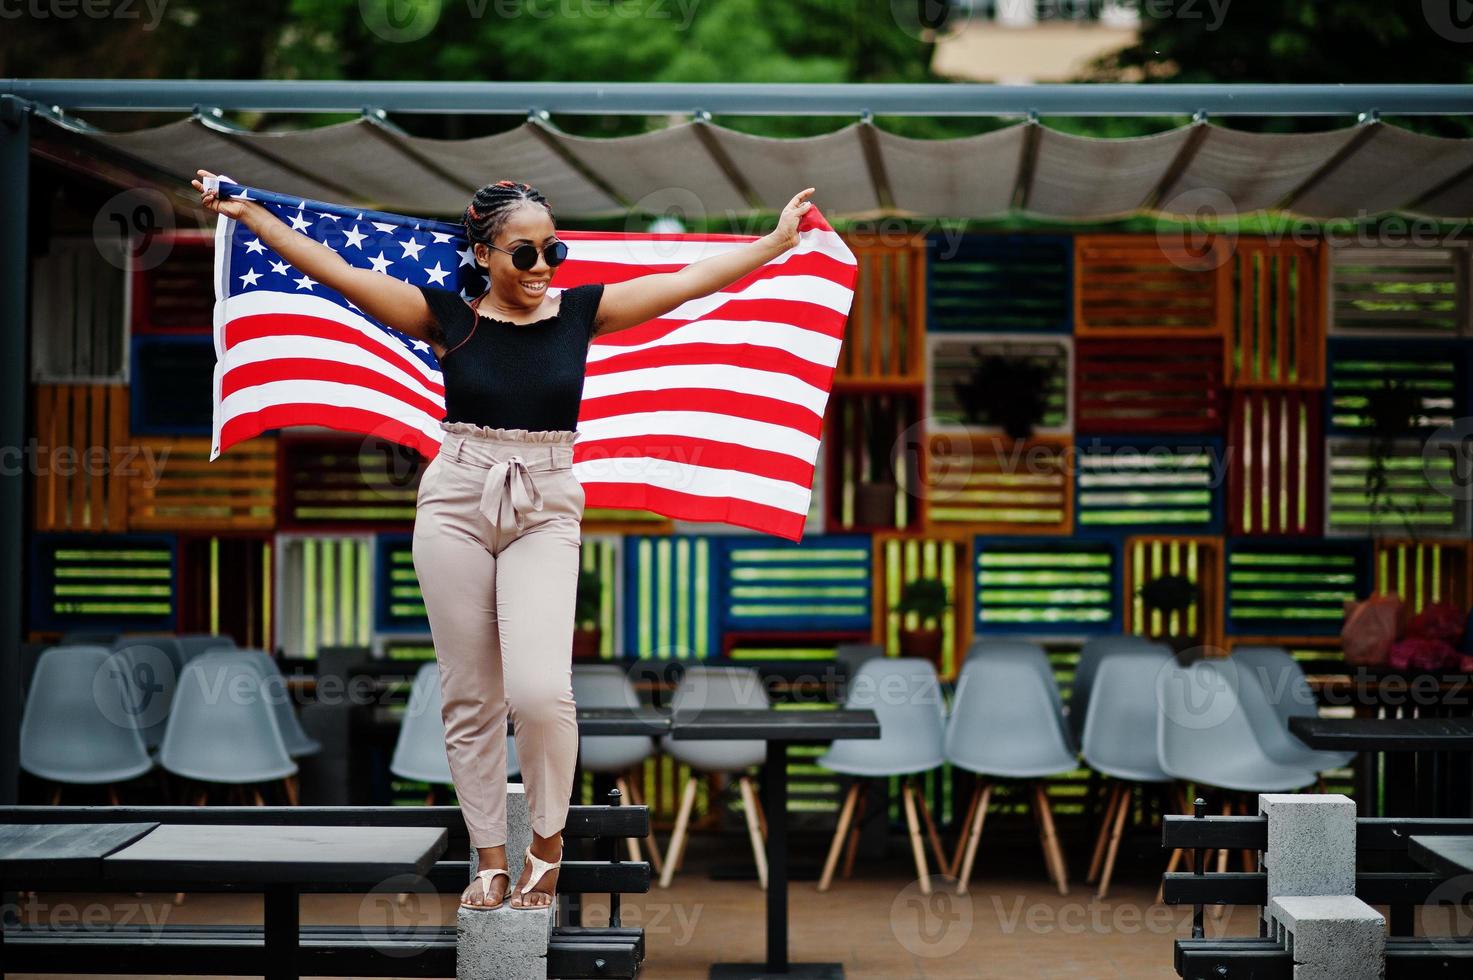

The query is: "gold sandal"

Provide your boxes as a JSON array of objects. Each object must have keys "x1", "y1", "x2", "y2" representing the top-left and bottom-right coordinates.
[
  {"x1": 511, "y1": 845, "x2": 562, "y2": 910},
  {"x1": 461, "y1": 866, "x2": 511, "y2": 910}
]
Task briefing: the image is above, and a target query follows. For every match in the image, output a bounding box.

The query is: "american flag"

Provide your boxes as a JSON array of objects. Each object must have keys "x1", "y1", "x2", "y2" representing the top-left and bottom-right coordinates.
[{"x1": 208, "y1": 179, "x2": 857, "y2": 541}]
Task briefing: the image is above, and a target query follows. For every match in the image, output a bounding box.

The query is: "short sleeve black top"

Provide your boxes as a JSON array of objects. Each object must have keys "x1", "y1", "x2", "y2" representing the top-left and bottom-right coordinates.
[{"x1": 417, "y1": 282, "x2": 605, "y2": 433}]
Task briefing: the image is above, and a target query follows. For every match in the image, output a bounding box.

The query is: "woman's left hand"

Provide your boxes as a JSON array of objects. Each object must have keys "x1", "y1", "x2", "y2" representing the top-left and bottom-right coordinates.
[{"x1": 771, "y1": 187, "x2": 816, "y2": 250}]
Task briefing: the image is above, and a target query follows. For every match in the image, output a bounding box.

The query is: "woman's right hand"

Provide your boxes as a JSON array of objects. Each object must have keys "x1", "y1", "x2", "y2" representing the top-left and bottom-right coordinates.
[{"x1": 192, "y1": 168, "x2": 251, "y2": 220}]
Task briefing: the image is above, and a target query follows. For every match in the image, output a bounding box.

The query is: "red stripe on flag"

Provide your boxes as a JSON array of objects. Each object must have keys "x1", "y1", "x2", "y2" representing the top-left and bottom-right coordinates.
[
  {"x1": 582, "y1": 481, "x2": 807, "y2": 542},
  {"x1": 574, "y1": 433, "x2": 815, "y2": 487},
  {"x1": 221, "y1": 357, "x2": 447, "y2": 420},
  {"x1": 225, "y1": 312, "x2": 445, "y2": 396},
  {"x1": 219, "y1": 404, "x2": 442, "y2": 461},
  {"x1": 577, "y1": 388, "x2": 824, "y2": 437},
  {"x1": 585, "y1": 341, "x2": 835, "y2": 390}
]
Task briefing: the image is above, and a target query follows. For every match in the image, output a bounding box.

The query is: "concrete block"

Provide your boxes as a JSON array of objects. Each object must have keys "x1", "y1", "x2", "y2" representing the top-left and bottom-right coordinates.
[
  {"x1": 1259, "y1": 794, "x2": 1357, "y2": 899},
  {"x1": 1267, "y1": 895, "x2": 1384, "y2": 980},
  {"x1": 457, "y1": 782, "x2": 556, "y2": 980}
]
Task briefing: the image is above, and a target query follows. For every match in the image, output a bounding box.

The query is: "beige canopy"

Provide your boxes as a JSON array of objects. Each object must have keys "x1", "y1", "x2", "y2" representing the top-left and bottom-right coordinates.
[{"x1": 36, "y1": 111, "x2": 1473, "y2": 221}]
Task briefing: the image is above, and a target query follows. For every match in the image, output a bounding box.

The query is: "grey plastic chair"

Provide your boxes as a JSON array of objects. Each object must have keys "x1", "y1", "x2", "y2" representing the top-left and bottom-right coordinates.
[
  {"x1": 946, "y1": 645, "x2": 1077, "y2": 895},
  {"x1": 572, "y1": 664, "x2": 661, "y2": 870},
  {"x1": 194, "y1": 648, "x2": 322, "y2": 757},
  {"x1": 390, "y1": 661, "x2": 454, "y2": 790},
  {"x1": 158, "y1": 656, "x2": 298, "y2": 787},
  {"x1": 20, "y1": 645, "x2": 154, "y2": 790},
  {"x1": 1155, "y1": 661, "x2": 1317, "y2": 793},
  {"x1": 816, "y1": 656, "x2": 947, "y2": 894},
  {"x1": 1229, "y1": 646, "x2": 1357, "y2": 773},
  {"x1": 833, "y1": 643, "x2": 884, "y2": 698},
  {"x1": 111, "y1": 636, "x2": 188, "y2": 751},
  {"x1": 657, "y1": 665, "x2": 769, "y2": 890},
  {"x1": 178, "y1": 633, "x2": 236, "y2": 664},
  {"x1": 964, "y1": 638, "x2": 1078, "y2": 755},
  {"x1": 1070, "y1": 635, "x2": 1174, "y2": 743},
  {"x1": 1079, "y1": 648, "x2": 1176, "y2": 899}
]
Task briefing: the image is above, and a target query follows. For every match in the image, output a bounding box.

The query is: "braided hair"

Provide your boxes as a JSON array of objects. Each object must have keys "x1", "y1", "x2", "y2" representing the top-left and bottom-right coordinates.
[{"x1": 463, "y1": 180, "x2": 554, "y2": 251}]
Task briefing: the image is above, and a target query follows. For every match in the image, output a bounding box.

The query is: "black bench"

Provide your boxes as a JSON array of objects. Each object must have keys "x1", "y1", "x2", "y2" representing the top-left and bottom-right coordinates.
[
  {"x1": 1161, "y1": 798, "x2": 1473, "y2": 979},
  {"x1": 0, "y1": 795, "x2": 650, "y2": 978}
]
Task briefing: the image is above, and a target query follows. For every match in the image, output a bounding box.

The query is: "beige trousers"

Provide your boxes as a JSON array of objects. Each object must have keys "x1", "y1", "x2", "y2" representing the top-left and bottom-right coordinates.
[{"x1": 412, "y1": 421, "x2": 585, "y2": 847}]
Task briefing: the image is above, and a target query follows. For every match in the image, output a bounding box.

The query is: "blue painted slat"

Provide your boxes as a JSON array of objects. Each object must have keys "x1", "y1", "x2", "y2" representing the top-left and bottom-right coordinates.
[
  {"x1": 129, "y1": 335, "x2": 217, "y2": 435},
  {"x1": 717, "y1": 534, "x2": 872, "y2": 632},
  {"x1": 1225, "y1": 537, "x2": 1372, "y2": 637},
  {"x1": 1074, "y1": 435, "x2": 1226, "y2": 536},
  {"x1": 374, "y1": 532, "x2": 426, "y2": 633},
  {"x1": 973, "y1": 535, "x2": 1121, "y2": 635},
  {"x1": 926, "y1": 234, "x2": 1074, "y2": 333},
  {"x1": 30, "y1": 532, "x2": 178, "y2": 632}
]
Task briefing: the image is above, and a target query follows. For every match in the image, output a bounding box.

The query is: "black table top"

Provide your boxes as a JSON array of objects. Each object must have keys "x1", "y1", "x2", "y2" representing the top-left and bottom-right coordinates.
[
  {"x1": 573, "y1": 706, "x2": 673, "y2": 736},
  {"x1": 669, "y1": 707, "x2": 880, "y2": 741},
  {"x1": 99, "y1": 824, "x2": 447, "y2": 885},
  {"x1": 0, "y1": 822, "x2": 158, "y2": 882},
  {"x1": 1289, "y1": 716, "x2": 1473, "y2": 751},
  {"x1": 1408, "y1": 835, "x2": 1473, "y2": 878}
]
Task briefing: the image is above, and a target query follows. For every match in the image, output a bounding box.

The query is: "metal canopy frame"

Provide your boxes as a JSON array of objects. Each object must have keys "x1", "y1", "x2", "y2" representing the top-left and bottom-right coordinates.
[
  {"x1": 4, "y1": 79, "x2": 1473, "y2": 117},
  {"x1": 4, "y1": 79, "x2": 1473, "y2": 804}
]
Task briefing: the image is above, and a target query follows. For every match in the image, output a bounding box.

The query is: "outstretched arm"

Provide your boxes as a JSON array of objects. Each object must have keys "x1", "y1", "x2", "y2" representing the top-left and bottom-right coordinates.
[
  {"x1": 591, "y1": 188, "x2": 816, "y2": 339},
  {"x1": 193, "y1": 169, "x2": 442, "y2": 353}
]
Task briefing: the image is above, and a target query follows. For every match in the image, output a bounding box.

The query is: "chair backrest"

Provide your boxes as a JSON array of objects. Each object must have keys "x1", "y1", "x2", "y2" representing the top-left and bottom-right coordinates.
[
  {"x1": 390, "y1": 661, "x2": 453, "y2": 784},
  {"x1": 1154, "y1": 660, "x2": 1284, "y2": 785},
  {"x1": 572, "y1": 664, "x2": 641, "y2": 709},
  {"x1": 966, "y1": 638, "x2": 1076, "y2": 752},
  {"x1": 946, "y1": 646, "x2": 1077, "y2": 776},
  {"x1": 834, "y1": 643, "x2": 883, "y2": 694},
  {"x1": 1230, "y1": 646, "x2": 1318, "y2": 722},
  {"x1": 158, "y1": 656, "x2": 296, "y2": 783},
  {"x1": 193, "y1": 647, "x2": 315, "y2": 752},
  {"x1": 19, "y1": 645, "x2": 152, "y2": 781},
  {"x1": 178, "y1": 633, "x2": 236, "y2": 664},
  {"x1": 1080, "y1": 649, "x2": 1174, "y2": 779},
  {"x1": 1070, "y1": 635, "x2": 1173, "y2": 739},
  {"x1": 1226, "y1": 656, "x2": 1325, "y2": 764},
  {"x1": 669, "y1": 665, "x2": 770, "y2": 712},
  {"x1": 109, "y1": 637, "x2": 188, "y2": 750}
]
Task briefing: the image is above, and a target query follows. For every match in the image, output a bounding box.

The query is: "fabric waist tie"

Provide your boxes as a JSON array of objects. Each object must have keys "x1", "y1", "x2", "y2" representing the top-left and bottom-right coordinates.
[{"x1": 480, "y1": 454, "x2": 545, "y2": 536}]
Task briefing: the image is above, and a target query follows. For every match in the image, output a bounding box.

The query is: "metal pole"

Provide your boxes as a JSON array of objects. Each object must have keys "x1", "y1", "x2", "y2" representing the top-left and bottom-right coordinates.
[
  {"x1": 3, "y1": 80, "x2": 1473, "y2": 117},
  {"x1": 0, "y1": 94, "x2": 29, "y2": 808}
]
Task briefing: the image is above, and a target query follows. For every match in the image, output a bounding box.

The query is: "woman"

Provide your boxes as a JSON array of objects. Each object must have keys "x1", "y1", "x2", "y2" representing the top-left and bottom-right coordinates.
[{"x1": 194, "y1": 170, "x2": 817, "y2": 911}]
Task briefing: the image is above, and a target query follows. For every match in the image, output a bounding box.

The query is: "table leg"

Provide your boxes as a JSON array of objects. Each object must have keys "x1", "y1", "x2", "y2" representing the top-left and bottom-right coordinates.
[
  {"x1": 708, "y1": 740, "x2": 841, "y2": 979},
  {"x1": 263, "y1": 883, "x2": 300, "y2": 980}
]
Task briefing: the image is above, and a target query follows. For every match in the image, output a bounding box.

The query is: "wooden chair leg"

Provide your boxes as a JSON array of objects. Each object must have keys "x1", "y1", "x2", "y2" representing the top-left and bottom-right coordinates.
[
  {"x1": 1096, "y1": 781, "x2": 1132, "y2": 900},
  {"x1": 818, "y1": 780, "x2": 861, "y2": 892},
  {"x1": 48, "y1": 783, "x2": 62, "y2": 805},
  {"x1": 841, "y1": 783, "x2": 867, "y2": 880},
  {"x1": 900, "y1": 780, "x2": 931, "y2": 895},
  {"x1": 659, "y1": 774, "x2": 698, "y2": 889},
  {"x1": 1087, "y1": 782, "x2": 1123, "y2": 884},
  {"x1": 955, "y1": 783, "x2": 992, "y2": 896},
  {"x1": 1033, "y1": 782, "x2": 1069, "y2": 895},
  {"x1": 912, "y1": 781, "x2": 948, "y2": 873},
  {"x1": 282, "y1": 775, "x2": 299, "y2": 806},
  {"x1": 106, "y1": 783, "x2": 121, "y2": 805},
  {"x1": 950, "y1": 781, "x2": 982, "y2": 879},
  {"x1": 616, "y1": 775, "x2": 660, "y2": 873},
  {"x1": 738, "y1": 775, "x2": 768, "y2": 890},
  {"x1": 252, "y1": 786, "x2": 265, "y2": 805}
]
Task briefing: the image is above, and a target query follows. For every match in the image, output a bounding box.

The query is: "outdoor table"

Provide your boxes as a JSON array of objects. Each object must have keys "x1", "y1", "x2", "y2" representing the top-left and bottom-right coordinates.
[
  {"x1": 1289, "y1": 716, "x2": 1473, "y2": 816},
  {"x1": 671, "y1": 706, "x2": 881, "y2": 980},
  {"x1": 1407, "y1": 834, "x2": 1473, "y2": 879},
  {"x1": 0, "y1": 822, "x2": 158, "y2": 884},
  {"x1": 98, "y1": 823, "x2": 446, "y2": 980}
]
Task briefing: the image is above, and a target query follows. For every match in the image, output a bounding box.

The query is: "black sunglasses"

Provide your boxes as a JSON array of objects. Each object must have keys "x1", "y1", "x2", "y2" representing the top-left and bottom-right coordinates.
[{"x1": 484, "y1": 239, "x2": 569, "y2": 271}]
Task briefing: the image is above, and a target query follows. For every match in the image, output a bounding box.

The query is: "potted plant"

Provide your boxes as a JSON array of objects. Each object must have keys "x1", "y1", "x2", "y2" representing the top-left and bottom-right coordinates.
[
  {"x1": 953, "y1": 347, "x2": 1054, "y2": 440},
  {"x1": 572, "y1": 566, "x2": 603, "y2": 661},
  {"x1": 1363, "y1": 378, "x2": 1426, "y2": 539},
  {"x1": 854, "y1": 397, "x2": 899, "y2": 528},
  {"x1": 896, "y1": 577, "x2": 950, "y2": 666},
  {"x1": 1136, "y1": 573, "x2": 1199, "y2": 655}
]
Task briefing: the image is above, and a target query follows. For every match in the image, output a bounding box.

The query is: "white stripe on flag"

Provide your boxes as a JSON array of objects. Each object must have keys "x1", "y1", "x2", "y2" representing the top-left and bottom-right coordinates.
[{"x1": 582, "y1": 363, "x2": 830, "y2": 416}]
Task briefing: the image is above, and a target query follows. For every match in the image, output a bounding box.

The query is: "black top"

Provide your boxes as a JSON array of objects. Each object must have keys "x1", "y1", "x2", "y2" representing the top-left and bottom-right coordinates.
[{"x1": 417, "y1": 282, "x2": 605, "y2": 432}]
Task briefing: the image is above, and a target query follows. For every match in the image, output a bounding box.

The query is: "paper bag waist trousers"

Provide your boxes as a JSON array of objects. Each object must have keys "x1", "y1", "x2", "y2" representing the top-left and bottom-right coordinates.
[{"x1": 411, "y1": 421, "x2": 585, "y2": 847}]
